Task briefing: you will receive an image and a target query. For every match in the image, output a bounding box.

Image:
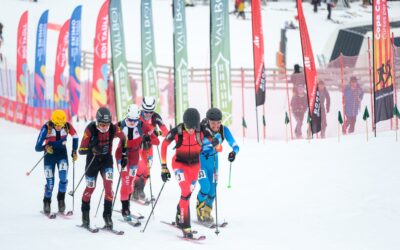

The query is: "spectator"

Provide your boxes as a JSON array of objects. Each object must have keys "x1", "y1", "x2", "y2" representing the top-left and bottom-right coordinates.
[
  {"x1": 291, "y1": 84, "x2": 308, "y2": 139},
  {"x1": 312, "y1": 0, "x2": 320, "y2": 13},
  {"x1": 318, "y1": 80, "x2": 330, "y2": 138},
  {"x1": 237, "y1": 0, "x2": 245, "y2": 20},
  {"x1": 326, "y1": 0, "x2": 334, "y2": 20},
  {"x1": 343, "y1": 76, "x2": 364, "y2": 134}
]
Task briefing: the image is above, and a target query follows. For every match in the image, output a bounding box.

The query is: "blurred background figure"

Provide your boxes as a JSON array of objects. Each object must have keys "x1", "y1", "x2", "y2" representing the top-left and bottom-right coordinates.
[
  {"x1": 343, "y1": 76, "x2": 364, "y2": 134},
  {"x1": 291, "y1": 84, "x2": 308, "y2": 139},
  {"x1": 318, "y1": 80, "x2": 330, "y2": 138}
]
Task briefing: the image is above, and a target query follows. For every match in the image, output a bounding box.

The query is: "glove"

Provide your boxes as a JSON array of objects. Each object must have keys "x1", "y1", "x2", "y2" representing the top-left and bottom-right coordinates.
[
  {"x1": 228, "y1": 151, "x2": 236, "y2": 162},
  {"x1": 154, "y1": 130, "x2": 163, "y2": 136},
  {"x1": 44, "y1": 145, "x2": 53, "y2": 154},
  {"x1": 71, "y1": 150, "x2": 78, "y2": 162},
  {"x1": 143, "y1": 135, "x2": 151, "y2": 143},
  {"x1": 91, "y1": 146, "x2": 100, "y2": 155},
  {"x1": 121, "y1": 153, "x2": 128, "y2": 169},
  {"x1": 161, "y1": 164, "x2": 171, "y2": 182},
  {"x1": 211, "y1": 137, "x2": 220, "y2": 147}
]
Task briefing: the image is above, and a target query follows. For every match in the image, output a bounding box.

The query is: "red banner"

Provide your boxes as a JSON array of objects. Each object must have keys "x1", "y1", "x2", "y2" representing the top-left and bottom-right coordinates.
[
  {"x1": 0, "y1": 97, "x2": 5, "y2": 118},
  {"x1": 25, "y1": 105, "x2": 35, "y2": 127},
  {"x1": 54, "y1": 19, "x2": 70, "y2": 104},
  {"x1": 296, "y1": 0, "x2": 321, "y2": 133},
  {"x1": 373, "y1": 0, "x2": 394, "y2": 123},
  {"x1": 6, "y1": 101, "x2": 17, "y2": 122},
  {"x1": 16, "y1": 11, "x2": 28, "y2": 103},
  {"x1": 15, "y1": 103, "x2": 27, "y2": 124},
  {"x1": 251, "y1": 0, "x2": 266, "y2": 107},
  {"x1": 92, "y1": 0, "x2": 110, "y2": 113}
]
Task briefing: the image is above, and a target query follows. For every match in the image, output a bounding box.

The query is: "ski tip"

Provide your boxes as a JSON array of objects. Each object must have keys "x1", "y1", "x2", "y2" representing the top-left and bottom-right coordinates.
[
  {"x1": 66, "y1": 211, "x2": 74, "y2": 216},
  {"x1": 25, "y1": 172, "x2": 30, "y2": 176}
]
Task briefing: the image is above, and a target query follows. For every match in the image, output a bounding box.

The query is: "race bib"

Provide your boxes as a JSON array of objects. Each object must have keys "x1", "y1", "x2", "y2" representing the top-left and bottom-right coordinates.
[
  {"x1": 44, "y1": 166, "x2": 53, "y2": 178},
  {"x1": 174, "y1": 169, "x2": 185, "y2": 183},
  {"x1": 198, "y1": 170, "x2": 206, "y2": 180},
  {"x1": 85, "y1": 176, "x2": 96, "y2": 188},
  {"x1": 104, "y1": 168, "x2": 113, "y2": 180},
  {"x1": 58, "y1": 160, "x2": 68, "y2": 171}
]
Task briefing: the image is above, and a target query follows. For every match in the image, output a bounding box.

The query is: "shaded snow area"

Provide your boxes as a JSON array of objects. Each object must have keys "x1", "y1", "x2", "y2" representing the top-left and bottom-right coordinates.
[{"x1": 1, "y1": 119, "x2": 400, "y2": 250}]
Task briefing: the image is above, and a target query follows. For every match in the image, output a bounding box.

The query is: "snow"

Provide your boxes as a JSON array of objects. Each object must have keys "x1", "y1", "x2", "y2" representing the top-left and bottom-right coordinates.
[{"x1": 1, "y1": 0, "x2": 400, "y2": 249}]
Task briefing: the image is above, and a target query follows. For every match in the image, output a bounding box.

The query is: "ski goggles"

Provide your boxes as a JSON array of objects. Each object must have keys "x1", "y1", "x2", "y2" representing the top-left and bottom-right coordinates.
[{"x1": 126, "y1": 118, "x2": 140, "y2": 123}]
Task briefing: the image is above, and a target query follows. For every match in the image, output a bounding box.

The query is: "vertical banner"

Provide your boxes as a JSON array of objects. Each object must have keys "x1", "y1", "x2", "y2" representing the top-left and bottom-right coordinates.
[
  {"x1": 68, "y1": 5, "x2": 82, "y2": 117},
  {"x1": 92, "y1": 0, "x2": 110, "y2": 113},
  {"x1": 210, "y1": 0, "x2": 232, "y2": 125},
  {"x1": 141, "y1": 0, "x2": 159, "y2": 112},
  {"x1": 16, "y1": 11, "x2": 28, "y2": 104},
  {"x1": 109, "y1": 0, "x2": 133, "y2": 120},
  {"x1": 251, "y1": 0, "x2": 266, "y2": 107},
  {"x1": 173, "y1": 0, "x2": 189, "y2": 124},
  {"x1": 373, "y1": 0, "x2": 394, "y2": 123},
  {"x1": 296, "y1": 0, "x2": 321, "y2": 134},
  {"x1": 54, "y1": 19, "x2": 70, "y2": 106},
  {"x1": 33, "y1": 10, "x2": 49, "y2": 108}
]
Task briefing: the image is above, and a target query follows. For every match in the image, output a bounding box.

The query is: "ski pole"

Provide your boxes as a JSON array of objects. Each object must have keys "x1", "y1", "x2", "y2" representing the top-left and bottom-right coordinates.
[
  {"x1": 213, "y1": 154, "x2": 220, "y2": 235},
  {"x1": 227, "y1": 162, "x2": 232, "y2": 189},
  {"x1": 26, "y1": 152, "x2": 47, "y2": 176},
  {"x1": 68, "y1": 155, "x2": 96, "y2": 197},
  {"x1": 146, "y1": 149, "x2": 155, "y2": 215},
  {"x1": 112, "y1": 164, "x2": 123, "y2": 210},
  {"x1": 140, "y1": 181, "x2": 166, "y2": 233},
  {"x1": 95, "y1": 188, "x2": 104, "y2": 218}
]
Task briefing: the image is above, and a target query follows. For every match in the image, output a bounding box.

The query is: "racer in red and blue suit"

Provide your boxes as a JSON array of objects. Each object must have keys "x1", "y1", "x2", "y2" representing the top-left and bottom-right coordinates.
[{"x1": 34, "y1": 110, "x2": 79, "y2": 214}]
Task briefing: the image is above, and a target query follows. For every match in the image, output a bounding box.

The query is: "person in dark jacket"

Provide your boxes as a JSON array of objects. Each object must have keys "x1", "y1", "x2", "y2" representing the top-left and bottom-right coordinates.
[
  {"x1": 318, "y1": 80, "x2": 330, "y2": 138},
  {"x1": 343, "y1": 76, "x2": 364, "y2": 134}
]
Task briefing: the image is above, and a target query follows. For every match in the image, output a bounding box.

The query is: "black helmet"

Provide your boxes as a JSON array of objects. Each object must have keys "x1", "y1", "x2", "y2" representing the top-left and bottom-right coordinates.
[
  {"x1": 96, "y1": 107, "x2": 112, "y2": 123},
  {"x1": 206, "y1": 108, "x2": 222, "y2": 121},
  {"x1": 183, "y1": 108, "x2": 200, "y2": 129}
]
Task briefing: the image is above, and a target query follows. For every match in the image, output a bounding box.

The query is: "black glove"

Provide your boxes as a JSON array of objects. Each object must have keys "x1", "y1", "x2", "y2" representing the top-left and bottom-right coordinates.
[
  {"x1": 143, "y1": 135, "x2": 151, "y2": 142},
  {"x1": 121, "y1": 153, "x2": 128, "y2": 169},
  {"x1": 211, "y1": 137, "x2": 220, "y2": 147},
  {"x1": 228, "y1": 151, "x2": 236, "y2": 162},
  {"x1": 71, "y1": 150, "x2": 78, "y2": 162},
  {"x1": 161, "y1": 164, "x2": 171, "y2": 182}
]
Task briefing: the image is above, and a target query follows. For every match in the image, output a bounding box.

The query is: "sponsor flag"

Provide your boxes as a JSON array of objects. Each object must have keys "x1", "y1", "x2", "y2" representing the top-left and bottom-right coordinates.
[
  {"x1": 16, "y1": 11, "x2": 28, "y2": 104},
  {"x1": 210, "y1": 0, "x2": 232, "y2": 125},
  {"x1": 296, "y1": 0, "x2": 321, "y2": 134},
  {"x1": 173, "y1": 0, "x2": 189, "y2": 124},
  {"x1": 110, "y1": 0, "x2": 133, "y2": 120},
  {"x1": 251, "y1": 0, "x2": 266, "y2": 106},
  {"x1": 93, "y1": 0, "x2": 110, "y2": 113},
  {"x1": 33, "y1": 10, "x2": 49, "y2": 108},
  {"x1": 373, "y1": 0, "x2": 394, "y2": 123},
  {"x1": 54, "y1": 19, "x2": 70, "y2": 105},
  {"x1": 68, "y1": 5, "x2": 82, "y2": 116}
]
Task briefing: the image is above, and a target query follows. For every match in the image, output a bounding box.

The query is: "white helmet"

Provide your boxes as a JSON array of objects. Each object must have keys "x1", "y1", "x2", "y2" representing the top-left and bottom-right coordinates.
[
  {"x1": 142, "y1": 96, "x2": 156, "y2": 112},
  {"x1": 126, "y1": 104, "x2": 141, "y2": 120}
]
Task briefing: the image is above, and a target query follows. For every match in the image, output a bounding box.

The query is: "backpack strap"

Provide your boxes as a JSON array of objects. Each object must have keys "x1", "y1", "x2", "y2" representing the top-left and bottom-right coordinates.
[{"x1": 174, "y1": 124, "x2": 184, "y2": 149}]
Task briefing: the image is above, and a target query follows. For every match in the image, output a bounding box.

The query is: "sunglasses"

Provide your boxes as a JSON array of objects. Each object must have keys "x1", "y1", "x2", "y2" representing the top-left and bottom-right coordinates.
[
  {"x1": 126, "y1": 118, "x2": 139, "y2": 123},
  {"x1": 143, "y1": 110, "x2": 153, "y2": 114}
]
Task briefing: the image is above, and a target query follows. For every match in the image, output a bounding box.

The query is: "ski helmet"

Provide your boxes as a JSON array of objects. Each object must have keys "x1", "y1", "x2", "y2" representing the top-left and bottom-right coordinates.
[
  {"x1": 206, "y1": 108, "x2": 222, "y2": 121},
  {"x1": 51, "y1": 109, "x2": 67, "y2": 127},
  {"x1": 142, "y1": 96, "x2": 156, "y2": 112},
  {"x1": 183, "y1": 108, "x2": 200, "y2": 129},
  {"x1": 126, "y1": 104, "x2": 141, "y2": 120},
  {"x1": 96, "y1": 107, "x2": 112, "y2": 123}
]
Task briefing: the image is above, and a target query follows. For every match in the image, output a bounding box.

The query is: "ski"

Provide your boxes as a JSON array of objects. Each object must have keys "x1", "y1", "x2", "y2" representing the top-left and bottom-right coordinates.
[
  {"x1": 119, "y1": 217, "x2": 141, "y2": 227},
  {"x1": 57, "y1": 211, "x2": 73, "y2": 219},
  {"x1": 131, "y1": 197, "x2": 154, "y2": 206},
  {"x1": 40, "y1": 211, "x2": 57, "y2": 219},
  {"x1": 113, "y1": 210, "x2": 144, "y2": 220},
  {"x1": 97, "y1": 226, "x2": 124, "y2": 235},
  {"x1": 76, "y1": 225, "x2": 99, "y2": 233},
  {"x1": 178, "y1": 235, "x2": 206, "y2": 241},
  {"x1": 160, "y1": 221, "x2": 198, "y2": 234},
  {"x1": 194, "y1": 220, "x2": 228, "y2": 229}
]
